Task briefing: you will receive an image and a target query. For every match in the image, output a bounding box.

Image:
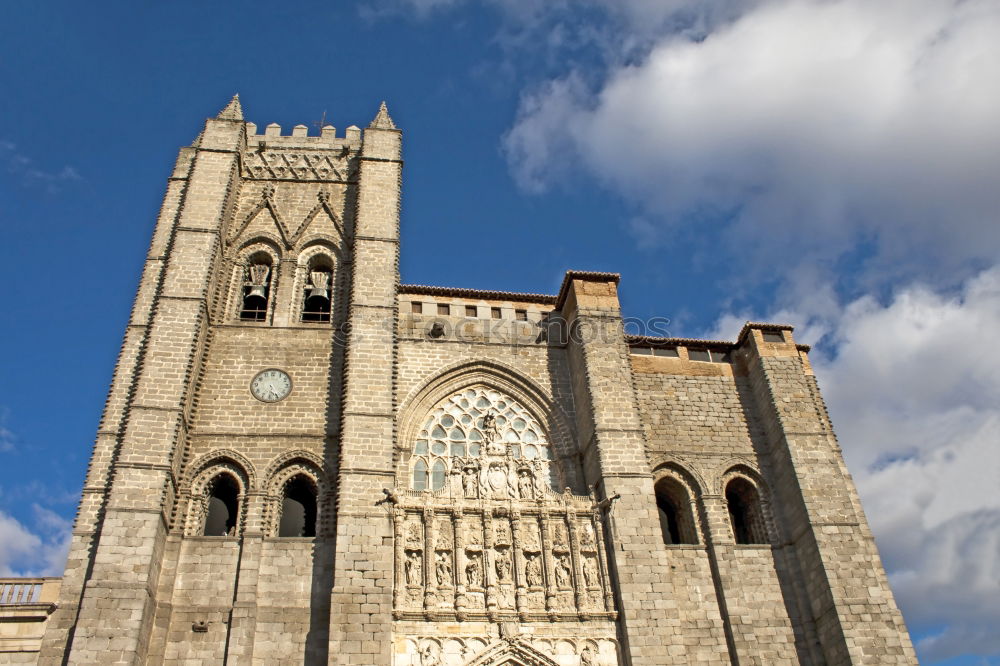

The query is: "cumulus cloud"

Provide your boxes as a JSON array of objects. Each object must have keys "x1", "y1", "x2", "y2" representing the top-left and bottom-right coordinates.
[
  {"x1": 504, "y1": 0, "x2": 1000, "y2": 287},
  {"x1": 0, "y1": 505, "x2": 71, "y2": 577},
  {"x1": 708, "y1": 266, "x2": 1000, "y2": 662}
]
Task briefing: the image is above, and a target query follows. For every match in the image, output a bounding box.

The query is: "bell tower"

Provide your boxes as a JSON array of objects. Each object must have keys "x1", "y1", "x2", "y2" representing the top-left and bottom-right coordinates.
[
  {"x1": 28, "y1": 94, "x2": 916, "y2": 665},
  {"x1": 40, "y1": 96, "x2": 400, "y2": 664}
]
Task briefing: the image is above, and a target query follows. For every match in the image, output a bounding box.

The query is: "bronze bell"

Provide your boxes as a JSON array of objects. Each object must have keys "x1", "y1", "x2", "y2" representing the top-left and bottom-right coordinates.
[
  {"x1": 245, "y1": 263, "x2": 271, "y2": 299},
  {"x1": 307, "y1": 270, "x2": 331, "y2": 301}
]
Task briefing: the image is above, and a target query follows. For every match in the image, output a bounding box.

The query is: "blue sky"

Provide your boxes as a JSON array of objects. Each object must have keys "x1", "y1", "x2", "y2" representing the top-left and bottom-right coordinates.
[{"x1": 1, "y1": 1, "x2": 998, "y2": 663}]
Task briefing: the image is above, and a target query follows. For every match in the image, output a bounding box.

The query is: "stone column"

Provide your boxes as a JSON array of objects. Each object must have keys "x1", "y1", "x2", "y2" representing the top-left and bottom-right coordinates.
[
  {"x1": 392, "y1": 510, "x2": 406, "y2": 612},
  {"x1": 423, "y1": 509, "x2": 436, "y2": 613},
  {"x1": 561, "y1": 272, "x2": 730, "y2": 664},
  {"x1": 539, "y1": 511, "x2": 556, "y2": 617},
  {"x1": 590, "y1": 510, "x2": 614, "y2": 614},
  {"x1": 453, "y1": 511, "x2": 467, "y2": 620},
  {"x1": 510, "y1": 511, "x2": 527, "y2": 619},
  {"x1": 327, "y1": 104, "x2": 401, "y2": 666},
  {"x1": 225, "y1": 490, "x2": 267, "y2": 664},
  {"x1": 739, "y1": 325, "x2": 917, "y2": 664},
  {"x1": 567, "y1": 512, "x2": 585, "y2": 613},
  {"x1": 483, "y1": 510, "x2": 498, "y2": 619},
  {"x1": 39, "y1": 139, "x2": 199, "y2": 664},
  {"x1": 51, "y1": 103, "x2": 245, "y2": 665}
]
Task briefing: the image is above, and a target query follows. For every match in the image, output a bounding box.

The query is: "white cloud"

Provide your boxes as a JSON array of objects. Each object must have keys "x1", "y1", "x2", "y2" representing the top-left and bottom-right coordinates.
[
  {"x1": 708, "y1": 265, "x2": 1000, "y2": 663},
  {"x1": 0, "y1": 505, "x2": 71, "y2": 577},
  {"x1": 504, "y1": 0, "x2": 1000, "y2": 287},
  {"x1": 0, "y1": 140, "x2": 81, "y2": 192},
  {"x1": 0, "y1": 408, "x2": 14, "y2": 453}
]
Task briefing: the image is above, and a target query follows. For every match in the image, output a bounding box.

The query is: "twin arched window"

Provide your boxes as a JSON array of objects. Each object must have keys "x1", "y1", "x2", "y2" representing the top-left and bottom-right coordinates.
[
  {"x1": 236, "y1": 248, "x2": 337, "y2": 323},
  {"x1": 198, "y1": 468, "x2": 320, "y2": 538},
  {"x1": 652, "y1": 472, "x2": 768, "y2": 546}
]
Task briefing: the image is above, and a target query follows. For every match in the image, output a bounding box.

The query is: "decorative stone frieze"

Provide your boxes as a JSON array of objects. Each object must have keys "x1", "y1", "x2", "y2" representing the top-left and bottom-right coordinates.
[{"x1": 390, "y1": 446, "x2": 615, "y2": 623}]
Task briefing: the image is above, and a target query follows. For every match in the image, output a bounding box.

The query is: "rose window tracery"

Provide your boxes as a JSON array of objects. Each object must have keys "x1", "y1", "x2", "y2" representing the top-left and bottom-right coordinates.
[{"x1": 410, "y1": 387, "x2": 554, "y2": 492}]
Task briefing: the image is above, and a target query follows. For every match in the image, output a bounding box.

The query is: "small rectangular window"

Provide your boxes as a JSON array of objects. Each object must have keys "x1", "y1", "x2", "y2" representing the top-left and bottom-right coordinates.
[
  {"x1": 653, "y1": 347, "x2": 679, "y2": 357},
  {"x1": 631, "y1": 347, "x2": 653, "y2": 355},
  {"x1": 687, "y1": 349, "x2": 711, "y2": 362},
  {"x1": 491, "y1": 307, "x2": 502, "y2": 319},
  {"x1": 466, "y1": 305, "x2": 478, "y2": 317},
  {"x1": 437, "y1": 303, "x2": 450, "y2": 316},
  {"x1": 411, "y1": 302, "x2": 422, "y2": 314},
  {"x1": 515, "y1": 309, "x2": 527, "y2": 321},
  {"x1": 762, "y1": 330, "x2": 785, "y2": 343},
  {"x1": 710, "y1": 350, "x2": 732, "y2": 363}
]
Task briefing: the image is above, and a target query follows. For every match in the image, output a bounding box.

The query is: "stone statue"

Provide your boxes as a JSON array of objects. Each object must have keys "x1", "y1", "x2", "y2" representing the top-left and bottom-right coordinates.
[
  {"x1": 405, "y1": 551, "x2": 421, "y2": 586},
  {"x1": 462, "y1": 466, "x2": 478, "y2": 498},
  {"x1": 553, "y1": 523, "x2": 568, "y2": 549},
  {"x1": 525, "y1": 553, "x2": 542, "y2": 587},
  {"x1": 580, "y1": 644, "x2": 598, "y2": 666},
  {"x1": 555, "y1": 554, "x2": 571, "y2": 588},
  {"x1": 518, "y1": 470, "x2": 534, "y2": 499},
  {"x1": 435, "y1": 551, "x2": 452, "y2": 586},
  {"x1": 465, "y1": 553, "x2": 482, "y2": 587},
  {"x1": 419, "y1": 641, "x2": 441, "y2": 666},
  {"x1": 483, "y1": 412, "x2": 505, "y2": 455},
  {"x1": 406, "y1": 522, "x2": 422, "y2": 547},
  {"x1": 583, "y1": 555, "x2": 599, "y2": 588},
  {"x1": 581, "y1": 523, "x2": 595, "y2": 548},
  {"x1": 495, "y1": 549, "x2": 512, "y2": 582},
  {"x1": 494, "y1": 520, "x2": 509, "y2": 544}
]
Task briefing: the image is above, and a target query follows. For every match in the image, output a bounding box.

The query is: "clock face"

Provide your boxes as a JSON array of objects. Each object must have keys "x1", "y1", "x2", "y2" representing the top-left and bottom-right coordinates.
[{"x1": 250, "y1": 369, "x2": 292, "y2": 403}]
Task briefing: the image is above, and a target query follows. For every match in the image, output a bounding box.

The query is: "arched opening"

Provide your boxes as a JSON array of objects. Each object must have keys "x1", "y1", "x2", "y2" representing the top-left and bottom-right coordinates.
[
  {"x1": 203, "y1": 474, "x2": 240, "y2": 536},
  {"x1": 430, "y1": 459, "x2": 446, "y2": 491},
  {"x1": 412, "y1": 459, "x2": 428, "y2": 491},
  {"x1": 278, "y1": 475, "x2": 318, "y2": 537},
  {"x1": 301, "y1": 256, "x2": 333, "y2": 323},
  {"x1": 408, "y1": 385, "x2": 558, "y2": 492},
  {"x1": 240, "y1": 252, "x2": 273, "y2": 321},
  {"x1": 654, "y1": 476, "x2": 697, "y2": 545},
  {"x1": 726, "y1": 477, "x2": 767, "y2": 544}
]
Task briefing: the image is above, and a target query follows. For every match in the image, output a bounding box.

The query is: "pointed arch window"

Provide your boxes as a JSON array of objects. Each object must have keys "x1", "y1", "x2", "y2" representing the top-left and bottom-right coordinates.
[
  {"x1": 278, "y1": 475, "x2": 317, "y2": 537},
  {"x1": 240, "y1": 252, "x2": 273, "y2": 321},
  {"x1": 301, "y1": 255, "x2": 333, "y2": 323},
  {"x1": 410, "y1": 387, "x2": 554, "y2": 491},
  {"x1": 412, "y1": 459, "x2": 429, "y2": 491},
  {"x1": 204, "y1": 474, "x2": 240, "y2": 536},
  {"x1": 726, "y1": 477, "x2": 767, "y2": 544}
]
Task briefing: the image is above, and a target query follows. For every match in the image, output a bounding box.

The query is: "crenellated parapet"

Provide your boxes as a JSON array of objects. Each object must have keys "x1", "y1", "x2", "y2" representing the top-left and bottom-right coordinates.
[{"x1": 240, "y1": 122, "x2": 359, "y2": 182}]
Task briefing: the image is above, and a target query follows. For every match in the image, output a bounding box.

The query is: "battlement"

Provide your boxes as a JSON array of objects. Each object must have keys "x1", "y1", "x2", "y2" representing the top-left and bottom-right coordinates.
[{"x1": 244, "y1": 121, "x2": 362, "y2": 151}]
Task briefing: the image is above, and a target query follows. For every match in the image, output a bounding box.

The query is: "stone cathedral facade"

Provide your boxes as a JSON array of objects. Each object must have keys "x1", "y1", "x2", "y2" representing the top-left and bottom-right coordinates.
[{"x1": 19, "y1": 97, "x2": 916, "y2": 665}]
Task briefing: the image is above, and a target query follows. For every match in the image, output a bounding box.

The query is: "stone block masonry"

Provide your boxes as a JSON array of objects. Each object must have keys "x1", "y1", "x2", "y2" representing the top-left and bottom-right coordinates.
[{"x1": 7, "y1": 96, "x2": 918, "y2": 665}]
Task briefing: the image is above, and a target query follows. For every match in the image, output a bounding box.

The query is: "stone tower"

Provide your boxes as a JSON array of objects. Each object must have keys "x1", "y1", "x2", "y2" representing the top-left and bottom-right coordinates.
[{"x1": 31, "y1": 97, "x2": 916, "y2": 665}]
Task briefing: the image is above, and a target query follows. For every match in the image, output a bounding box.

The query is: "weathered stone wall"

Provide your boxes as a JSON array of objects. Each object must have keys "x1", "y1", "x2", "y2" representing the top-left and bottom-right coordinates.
[
  {"x1": 160, "y1": 539, "x2": 239, "y2": 664},
  {"x1": 27, "y1": 98, "x2": 915, "y2": 666}
]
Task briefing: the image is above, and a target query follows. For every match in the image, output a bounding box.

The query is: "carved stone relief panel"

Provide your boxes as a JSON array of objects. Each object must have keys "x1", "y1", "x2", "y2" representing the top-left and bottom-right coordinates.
[
  {"x1": 393, "y1": 387, "x2": 614, "y2": 624},
  {"x1": 241, "y1": 149, "x2": 351, "y2": 182}
]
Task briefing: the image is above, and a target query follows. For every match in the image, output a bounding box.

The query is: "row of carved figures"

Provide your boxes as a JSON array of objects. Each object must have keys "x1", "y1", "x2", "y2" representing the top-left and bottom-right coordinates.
[
  {"x1": 404, "y1": 546, "x2": 601, "y2": 590},
  {"x1": 392, "y1": 506, "x2": 614, "y2": 617}
]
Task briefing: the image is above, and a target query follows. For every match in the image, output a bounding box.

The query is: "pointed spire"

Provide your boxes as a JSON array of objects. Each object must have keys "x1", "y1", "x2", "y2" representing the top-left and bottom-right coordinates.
[
  {"x1": 217, "y1": 94, "x2": 243, "y2": 121},
  {"x1": 368, "y1": 101, "x2": 396, "y2": 129}
]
